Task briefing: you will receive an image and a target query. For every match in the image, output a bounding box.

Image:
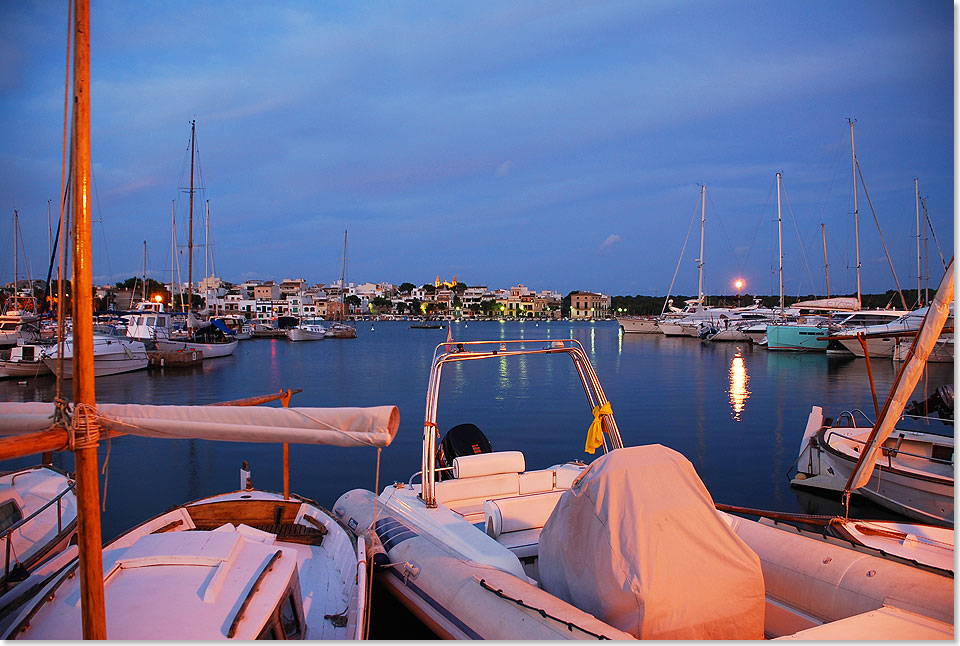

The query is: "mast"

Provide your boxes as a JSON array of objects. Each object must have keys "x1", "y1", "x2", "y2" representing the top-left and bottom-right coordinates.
[
  {"x1": 776, "y1": 173, "x2": 784, "y2": 313},
  {"x1": 187, "y1": 119, "x2": 195, "y2": 321},
  {"x1": 72, "y1": 0, "x2": 108, "y2": 635},
  {"x1": 915, "y1": 178, "x2": 922, "y2": 306},
  {"x1": 848, "y1": 118, "x2": 861, "y2": 305},
  {"x1": 340, "y1": 229, "x2": 348, "y2": 322},
  {"x1": 822, "y1": 223, "x2": 830, "y2": 298},
  {"x1": 12, "y1": 210, "x2": 18, "y2": 296},
  {"x1": 141, "y1": 240, "x2": 147, "y2": 304},
  {"x1": 170, "y1": 200, "x2": 177, "y2": 310},
  {"x1": 923, "y1": 197, "x2": 929, "y2": 304},
  {"x1": 204, "y1": 199, "x2": 209, "y2": 292},
  {"x1": 697, "y1": 185, "x2": 705, "y2": 304}
]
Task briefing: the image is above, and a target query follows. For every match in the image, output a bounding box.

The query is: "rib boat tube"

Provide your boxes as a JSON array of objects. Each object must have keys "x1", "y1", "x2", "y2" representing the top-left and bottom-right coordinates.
[{"x1": 334, "y1": 488, "x2": 634, "y2": 640}]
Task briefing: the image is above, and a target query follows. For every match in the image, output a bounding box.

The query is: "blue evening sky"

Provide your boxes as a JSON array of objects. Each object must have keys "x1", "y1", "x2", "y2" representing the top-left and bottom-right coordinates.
[{"x1": 0, "y1": 1, "x2": 954, "y2": 298}]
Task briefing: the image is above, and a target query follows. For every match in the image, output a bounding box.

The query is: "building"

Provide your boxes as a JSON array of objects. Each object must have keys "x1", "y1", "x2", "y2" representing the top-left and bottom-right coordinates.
[
  {"x1": 569, "y1": 291, "x2": 611, "y2": 319},
  {"x1": 253, "y1": 282, "x2": 281, "y2": 301}
]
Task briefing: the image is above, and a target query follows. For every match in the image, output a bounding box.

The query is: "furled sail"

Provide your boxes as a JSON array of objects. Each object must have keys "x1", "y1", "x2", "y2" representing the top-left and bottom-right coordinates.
[
  {"x1": 790, "y1": 296, "x2": 861, "y2": 311},
  {"x1": 846, "y1": 258, "x2": 954, "y2": 492},
  {"x1": 0, "y1": 402, "x2": 399, "y2": 448}
]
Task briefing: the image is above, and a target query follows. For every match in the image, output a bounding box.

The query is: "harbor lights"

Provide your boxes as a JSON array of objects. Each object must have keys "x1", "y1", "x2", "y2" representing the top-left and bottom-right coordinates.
[
  {"x1": 153, "y1": 294, "x2": 163, "y2": 303},
  {"x1": 734, "y1": 279, "x2": 744, "y2": 306}
]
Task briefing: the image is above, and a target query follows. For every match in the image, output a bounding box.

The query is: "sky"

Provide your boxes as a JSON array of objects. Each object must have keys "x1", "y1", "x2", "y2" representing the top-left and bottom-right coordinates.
[{"x1": 0, "y1": 0, "x2": 954, "y2": 299}]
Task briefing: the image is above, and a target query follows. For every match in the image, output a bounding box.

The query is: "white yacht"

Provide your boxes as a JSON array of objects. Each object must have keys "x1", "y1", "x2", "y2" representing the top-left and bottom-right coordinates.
[
  {"x1": 0, "y1": 345, "x2": 52, "y2": 379},
  {"x1": 286, "y1": 318, "x2": 327, "y2": 342},
  {"x1": 42, "y1": 333, "x2": 148, "y2": 378},
  {"x1": 0, "y1": 295, "x2": 41, "y2": 348},
  {"x1": 123, "y1": 300, "x2": 171, "y2": 343}
]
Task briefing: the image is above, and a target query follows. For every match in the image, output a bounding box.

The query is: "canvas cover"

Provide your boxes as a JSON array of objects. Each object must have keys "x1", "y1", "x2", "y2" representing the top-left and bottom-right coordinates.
[
  {"x1": 0, "y1": 402, "x2": 399, "y2": 448},
  {"x1": 538, "y1": 444, "x2": 765, "y2": 640}
]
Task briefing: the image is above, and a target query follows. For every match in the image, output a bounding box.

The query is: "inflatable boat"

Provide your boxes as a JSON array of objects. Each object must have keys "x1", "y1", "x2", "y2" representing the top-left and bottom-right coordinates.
[{"x1": 335, "y1": 338, "x2": 953, "y2": 640}]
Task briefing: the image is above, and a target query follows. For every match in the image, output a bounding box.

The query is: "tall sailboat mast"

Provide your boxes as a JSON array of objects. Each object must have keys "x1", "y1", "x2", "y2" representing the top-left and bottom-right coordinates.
[
  {"x1": 776, "y1": 173, "x2": 784, "y2": 313},
  {"x1": 187, "y1": 119, "x2": 195, "y2": 317},
  {"x1": 340, "y1": 229, "x2": 348, "y2": 321},
  {"x1": 697, "y1": 185, "x2": 705, "y2": 304},
  {"x1": 170, "y1": 200, "x2": 177, "y2": 309},
  {"x1": 915, "y1": 178, "x2": 922, "y2": 306},
  {"x1": 848, "y1": 118, "x2": 862, "y2": 305},
  {"x1": 12, "y1": 210, "x2": 19, "y2": 295}
]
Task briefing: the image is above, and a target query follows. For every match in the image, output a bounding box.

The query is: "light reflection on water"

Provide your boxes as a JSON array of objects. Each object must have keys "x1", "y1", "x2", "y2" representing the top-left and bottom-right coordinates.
[
  {"x1": 0, "y1": 320, "x2": 952, "y2": 540},
  {"x1": 728, "y1": 351, "x2": 750, "y2": 421}
]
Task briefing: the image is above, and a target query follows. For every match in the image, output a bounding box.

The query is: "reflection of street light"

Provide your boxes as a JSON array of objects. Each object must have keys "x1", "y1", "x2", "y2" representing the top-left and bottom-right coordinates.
[{"x1": 734, "y1": 279, "x2": 744, "y2": 306}]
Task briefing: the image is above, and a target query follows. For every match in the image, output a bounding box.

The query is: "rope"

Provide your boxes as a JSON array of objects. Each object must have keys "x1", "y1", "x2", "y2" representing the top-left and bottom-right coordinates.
[
  {"x1": 477, "y1": 578, "x2": 611, "y2": 639},
  {"x1": 662, "y1": 198, "x2": 699, "y2": 316},
  {"x1": 69, "y1": 403, "x2": 100, "y2": 451}
]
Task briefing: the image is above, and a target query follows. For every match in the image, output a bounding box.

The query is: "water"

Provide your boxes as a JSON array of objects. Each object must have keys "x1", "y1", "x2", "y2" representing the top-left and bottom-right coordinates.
[{"x1": 0, "y1": 320, "x2": 953, "y2": 542}]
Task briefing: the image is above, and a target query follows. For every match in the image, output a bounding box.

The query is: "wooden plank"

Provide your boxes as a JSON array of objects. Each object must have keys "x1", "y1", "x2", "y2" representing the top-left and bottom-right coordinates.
[{"x1": 186, "y1": 500, "x2": 301, "y2": 529}]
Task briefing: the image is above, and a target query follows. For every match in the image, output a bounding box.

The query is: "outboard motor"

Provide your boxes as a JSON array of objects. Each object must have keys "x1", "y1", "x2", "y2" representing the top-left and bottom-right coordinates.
[{"x1": 435, "y1": 423, "x2": 493, "y2": 481}]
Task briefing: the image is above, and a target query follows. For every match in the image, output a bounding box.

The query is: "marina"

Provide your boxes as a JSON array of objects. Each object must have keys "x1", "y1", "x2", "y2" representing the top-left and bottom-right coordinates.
[{"x1": 0, "y1": 0, "x2": 953, "y2": 639}]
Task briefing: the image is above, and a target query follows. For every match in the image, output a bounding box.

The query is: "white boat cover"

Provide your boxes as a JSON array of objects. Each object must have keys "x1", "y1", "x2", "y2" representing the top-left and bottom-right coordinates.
[
  {"x1": 538, "y1": 444, "x2": 765, "y2": 639},
  {"x1": 790, "y1": 296, "x2": 860, "y2": 311},
  {"x1": 847, "y1": 258, "x2": 954, "y2": 491},
  {"x1": 0, "y1": 402, "x2": 399, "y2": 448}
]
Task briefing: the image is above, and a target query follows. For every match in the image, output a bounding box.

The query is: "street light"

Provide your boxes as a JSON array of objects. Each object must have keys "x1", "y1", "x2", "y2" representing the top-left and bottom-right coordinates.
[{"x1": 734, "y1": 279, "x2": 744, "y2": 306}]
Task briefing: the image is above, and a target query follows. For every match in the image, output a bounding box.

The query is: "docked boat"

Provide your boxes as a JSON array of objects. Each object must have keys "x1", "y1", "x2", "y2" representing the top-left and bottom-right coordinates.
[
  {"x1": 210, "y1": 314, "x2": 251, "y2": 340},
  {"x1": 792, "y1": 406, "x2": 953, "y2": 526},
  {"x1": 792, "y1": 260, "x2": 954, "y2": 526},
  {"x1": 286, "y1": 317, "x2": 327, "y2": 341},
  {"x1": 0, "y1": 465, "x2": 77, "y2": 592},
  {"x1": 156, "y1": 320, "x2": 238, "y2": 358},
  {"x1": 324, "y1": 321, "x2": 357, "y2": 339},
  {"x1": 0, "y1": 400, "x2": 400, "y2": 640},
  {"x1": 0, "y1": 345, "x2": 52, "y2": 380},
  {"x1": 616, "y1": 315, "x2": 659, "y2": 334},
  {"x1": 2, "y1": 488, "x2": 368, "y2": 639},
  {"x1": 122, "y1": 299, "x2": 172, "y2": 343},
  {"x1": 822, "y1": 306, "x2": 953, "y2": 359},
  {"x1": 42, "y1": 334, "x2": 148, "y2": 378},
  {"x1": 0, "y1": 296, "x2": 41, "y2": 349},
  {"x1": 335, "y1": 338, "x2": 953, "y2": 640},
  {"x1": 767, "y1": 304, "x2": 907, "y2": 352}
]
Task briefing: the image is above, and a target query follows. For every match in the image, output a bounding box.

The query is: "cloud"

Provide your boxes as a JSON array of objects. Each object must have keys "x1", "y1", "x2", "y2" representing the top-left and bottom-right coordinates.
[
  {"x1": 496, "y1": 160, "x2": 513, "y2": 177},
  {"x1": 599, "y1": 234, "x2": 622, "y2": 252}
]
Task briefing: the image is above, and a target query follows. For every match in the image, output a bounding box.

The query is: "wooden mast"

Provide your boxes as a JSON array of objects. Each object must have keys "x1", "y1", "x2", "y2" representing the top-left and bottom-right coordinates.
[
  {"x1": 71, "y1": 0, "x2": 107, "y2": 636},
  {"x1": 187, "y1": 119, "x2": 195, "y2": 319}
]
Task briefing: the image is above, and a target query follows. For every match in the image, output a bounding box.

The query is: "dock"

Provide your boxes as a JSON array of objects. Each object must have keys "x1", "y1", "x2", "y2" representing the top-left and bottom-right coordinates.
[{"x1": 148, "y1": 349, "x2": 203, "y2": 369}]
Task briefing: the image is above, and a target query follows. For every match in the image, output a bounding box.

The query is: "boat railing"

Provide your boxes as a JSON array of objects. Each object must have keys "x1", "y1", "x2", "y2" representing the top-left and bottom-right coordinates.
[
  {"x1": 1, "y1": 478, "x2": 76, "y2": 589},
  {"x1": 823, "y1": 429, "x2": 953, "y2": 468},
  {"x1": 418, "y1": 338, "x2": 621, "y2": 508},
  {"x1": 838, "y1": 408, "x2": 953, "y2": 437}
]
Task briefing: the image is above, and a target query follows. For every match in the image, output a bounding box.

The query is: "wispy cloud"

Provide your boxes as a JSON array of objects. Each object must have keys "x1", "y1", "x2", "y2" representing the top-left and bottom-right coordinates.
[{"x1": 598, "y1": 234, "x2": 622, "y2": 253}]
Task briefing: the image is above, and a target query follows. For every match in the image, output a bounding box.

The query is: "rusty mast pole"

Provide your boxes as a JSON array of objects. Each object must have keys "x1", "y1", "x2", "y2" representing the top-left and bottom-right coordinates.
[{"x1": 71, "y1": 0, "x2": 107, "y2": 637}]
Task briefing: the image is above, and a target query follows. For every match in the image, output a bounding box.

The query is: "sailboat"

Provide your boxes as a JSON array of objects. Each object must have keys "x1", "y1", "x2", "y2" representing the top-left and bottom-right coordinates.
[
  {"x1": 0, "y1": 212, "x2": 41, "y2": 348},
  {"x1": 155, "y1": 120, "x2": 237, "y2": 359},
  {"x1": 0, "y1": 7, "x2": 401, "y2": 639},
  {"x1": 792, "y1": 259, "x2": 954, "y2": 526},
  {"x1": 325, "y1": 230, "x2": 357, "y2": 339}
]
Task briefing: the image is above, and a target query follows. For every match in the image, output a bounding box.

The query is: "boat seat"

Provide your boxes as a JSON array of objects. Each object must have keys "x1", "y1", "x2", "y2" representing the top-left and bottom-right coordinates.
[{"x1": 483, "y1": 490, "x2": 565, "y2": 558}]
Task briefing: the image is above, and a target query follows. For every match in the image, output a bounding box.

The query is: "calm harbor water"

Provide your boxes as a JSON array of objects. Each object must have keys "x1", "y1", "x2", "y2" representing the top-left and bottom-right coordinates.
[{"x1": 0, "y1": 320, "x2": 953, "y2": 542}]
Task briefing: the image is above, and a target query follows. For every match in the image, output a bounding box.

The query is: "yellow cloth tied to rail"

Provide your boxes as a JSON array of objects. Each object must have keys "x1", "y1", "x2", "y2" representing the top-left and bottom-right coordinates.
[{"x1": 585, "y1": 402, "x2": 612, "y2": 454}]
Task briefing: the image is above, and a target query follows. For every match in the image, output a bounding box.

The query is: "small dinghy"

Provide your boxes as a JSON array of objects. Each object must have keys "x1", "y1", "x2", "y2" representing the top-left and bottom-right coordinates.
[{"x1": 335, "y1": 338, "x2": 953, "y2": 640}]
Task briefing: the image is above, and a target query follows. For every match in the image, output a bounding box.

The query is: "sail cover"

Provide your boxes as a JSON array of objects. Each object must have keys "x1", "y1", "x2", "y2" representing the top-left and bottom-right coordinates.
[
  {"x1": 847, "y1": 258, "x2": 954, "y2": 491},
  {"x1": 538, "y1": 444, "x2": 765, "y2": 639},
  {"x1": 790, "y1": 296, "x2": 860, "y2": 311},
  {"x1": 0, "y1": 402, "x2": 399, "y2": 448}
]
